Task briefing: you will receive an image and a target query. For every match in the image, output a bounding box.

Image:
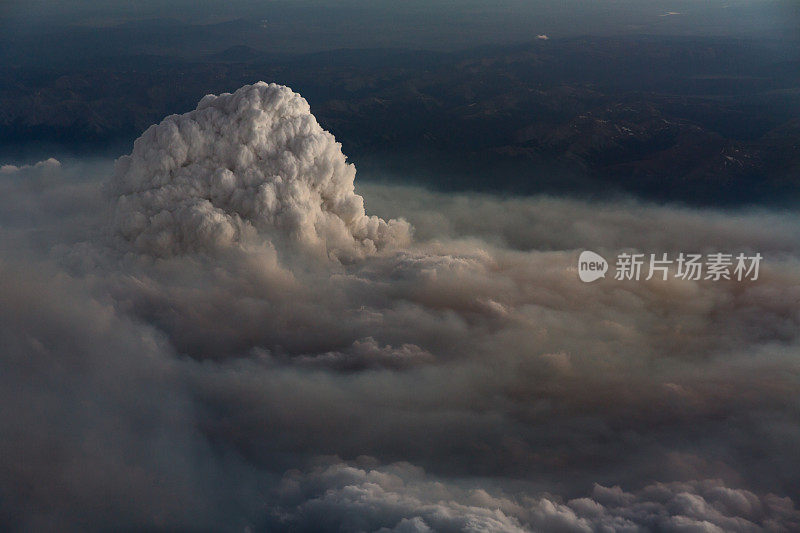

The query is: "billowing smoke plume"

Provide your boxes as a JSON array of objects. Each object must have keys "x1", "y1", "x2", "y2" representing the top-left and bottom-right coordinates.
[
  {"x1": 109, "y1": 82, "x2": 410, "y2": 260},
  {"x1": 3, "y1": 84, "x2": 800, "y2": 531}
]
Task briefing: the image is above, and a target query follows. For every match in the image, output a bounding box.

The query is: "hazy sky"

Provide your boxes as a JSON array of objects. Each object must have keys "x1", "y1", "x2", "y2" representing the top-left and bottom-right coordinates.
[{"x1": 2, "y1": 0, "x2": 798, "y2": 52}]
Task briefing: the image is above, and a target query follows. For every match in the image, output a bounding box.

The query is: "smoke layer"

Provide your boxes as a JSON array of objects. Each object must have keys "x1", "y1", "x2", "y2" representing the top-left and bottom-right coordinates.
[{"x1": 1, "y1": 84, "x2": 800, "y2": 531}]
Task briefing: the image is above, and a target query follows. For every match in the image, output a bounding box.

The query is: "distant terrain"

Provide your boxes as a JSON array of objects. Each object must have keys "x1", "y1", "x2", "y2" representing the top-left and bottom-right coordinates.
[{"x1": 1, "y1": 29, "x2": 799, "y2": 204}]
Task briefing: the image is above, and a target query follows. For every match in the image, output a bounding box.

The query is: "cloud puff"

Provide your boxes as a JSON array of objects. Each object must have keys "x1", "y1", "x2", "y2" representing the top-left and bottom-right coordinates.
[
  {"x1": 109, "y1": 82, "x2": 410, "y2": 260},
  {"x1": 0, "y1": 157, "x2": 61, "y2": 174},
  {"x1": 270, "y1": 459, "x2": 800, "y2": 532}
]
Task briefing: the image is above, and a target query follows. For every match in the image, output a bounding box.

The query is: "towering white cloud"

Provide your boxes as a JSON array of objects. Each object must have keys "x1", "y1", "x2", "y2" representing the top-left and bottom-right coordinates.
[{"x1": 109, "y1": 82, "x2": 410, "y2": 260}]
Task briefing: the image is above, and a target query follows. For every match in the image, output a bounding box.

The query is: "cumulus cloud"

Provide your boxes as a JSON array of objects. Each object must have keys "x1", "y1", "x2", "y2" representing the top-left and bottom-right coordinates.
[
  {"x1": 109, "y1": 82, "x2": 410, "y2": 261},
  {"x1": 2, "y1": 84, "x2": 800, "y2": 531},
  {"x1": 270, "y1": 460, "x2": 800, "y2": 532},
  {"x1": 0, "y1": 157, "x2": 61, "y2": 174}
]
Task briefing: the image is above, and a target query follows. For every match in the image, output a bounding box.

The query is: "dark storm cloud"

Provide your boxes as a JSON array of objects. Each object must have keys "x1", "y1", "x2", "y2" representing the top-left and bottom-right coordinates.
[{"x1": 1, "y1": 83, "x2": 800, "y2": 531}]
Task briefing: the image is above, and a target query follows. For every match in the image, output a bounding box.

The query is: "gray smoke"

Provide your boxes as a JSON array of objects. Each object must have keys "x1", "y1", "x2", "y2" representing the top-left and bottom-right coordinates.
[{"x1": 1, "y1": 84, "x2": 800, "y2": 531}]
